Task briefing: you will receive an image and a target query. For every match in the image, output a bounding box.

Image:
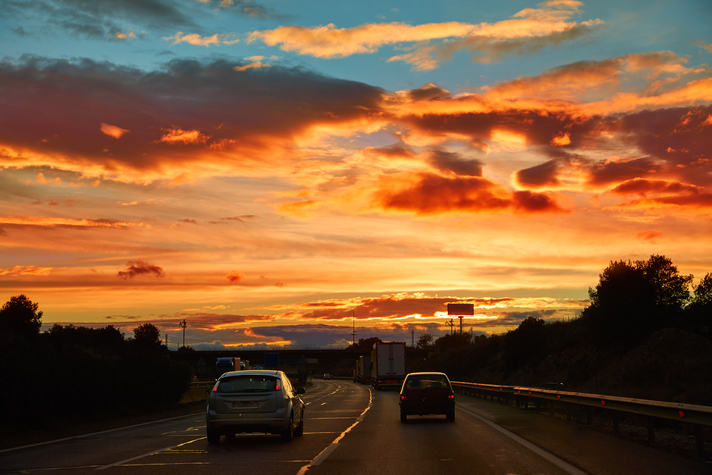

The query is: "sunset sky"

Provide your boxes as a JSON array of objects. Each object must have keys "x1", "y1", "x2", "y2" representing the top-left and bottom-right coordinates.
[{"x1": 1, "y1": 0, "x2": 711, "y2": 350}]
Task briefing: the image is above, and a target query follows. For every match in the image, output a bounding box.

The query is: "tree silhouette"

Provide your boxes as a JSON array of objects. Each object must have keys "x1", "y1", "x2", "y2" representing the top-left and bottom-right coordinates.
[
  {"x1": 131, "y1": 322, "x2": 162, "y2": 351},
  {"x1": 583, "y1": 254, "x2": 692, "y2": 343},
  {"x1": 504, "y1": 316, "x2": 546, "y2": 371},
  {"x1": 417, "y1": 333, "x2": 434, "y2": 349},
  {"x1": 0, "y1": 294, "x2": 42, "y2": 337},
  {"x1": 691, "y1": 273, "x2": 712, "y2": 308}
]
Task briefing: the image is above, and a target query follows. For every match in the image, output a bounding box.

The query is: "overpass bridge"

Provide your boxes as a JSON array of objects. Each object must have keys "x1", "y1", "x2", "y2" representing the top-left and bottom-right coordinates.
[{"x1": 169, "y1": 346, "x2": 428, "y2": 380}]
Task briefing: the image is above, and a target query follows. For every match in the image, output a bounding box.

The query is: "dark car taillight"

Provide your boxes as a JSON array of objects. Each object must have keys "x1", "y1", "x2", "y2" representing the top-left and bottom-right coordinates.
[{"x1": 448, "y1": 394, "x2": 454, "y2": 399}]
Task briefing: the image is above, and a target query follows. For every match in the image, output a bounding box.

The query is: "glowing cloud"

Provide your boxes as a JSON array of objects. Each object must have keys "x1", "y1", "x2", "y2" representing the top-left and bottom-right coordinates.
[
  {"x1": 0, "y1": 216, "x2": 133, "y2": 228},
  {"x1": 0, "y1": 265, "x2": 53, "y2": 276},
  {"x1": 249, "y1": 1, "x2": 602, "y2": 69},
  {"x1": 163, "y1": 32, "x2": 239, "y2": 46},
  {"x1": 550, "y1": 132, "x2": 571, "y2": 146},
  {"x1": 100, "y1": 123, "x2": 129, "y2": 139},
  {"x1": 157, "y1": 128, "x2": 210, "y2": 145}
]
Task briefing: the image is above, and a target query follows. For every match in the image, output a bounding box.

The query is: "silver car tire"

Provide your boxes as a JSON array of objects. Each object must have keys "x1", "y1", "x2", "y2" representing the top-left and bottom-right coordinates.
[
  {"x1": 281, "y1": 415, "x2": 294, "y2": 442},
  {"x1": 295, "y1": 413, "x2": 304, "y2": 437}
]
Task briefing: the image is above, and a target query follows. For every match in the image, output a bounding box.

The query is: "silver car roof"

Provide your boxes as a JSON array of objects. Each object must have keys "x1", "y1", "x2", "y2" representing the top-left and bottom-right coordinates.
[{"x1": 219, "y1": 370, "x2": 283, "y2": 379}]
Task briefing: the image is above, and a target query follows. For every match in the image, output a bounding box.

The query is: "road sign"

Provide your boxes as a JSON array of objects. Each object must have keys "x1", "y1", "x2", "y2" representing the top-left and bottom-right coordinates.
[{"x1": 447, "y1": 303, "x2": 474, "y2": 315}]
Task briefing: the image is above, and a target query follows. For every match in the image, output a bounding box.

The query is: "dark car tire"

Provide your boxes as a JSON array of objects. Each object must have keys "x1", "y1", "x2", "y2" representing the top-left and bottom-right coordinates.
[
  {"x1": 281, "y1": 416, "x2": 294, "y2": 442},
  {"x1": 295, "y1": 414, "x2": 304, "y2": 437},
  {"x1": 207, "y1": 429, "x2": 220, "y2": 445},
  {"x1": 400, "y1": 411, "x2": 407, "y2": 423},
  {"x1": 446, "y1": 410, "x2": 455, "y2": 422}
]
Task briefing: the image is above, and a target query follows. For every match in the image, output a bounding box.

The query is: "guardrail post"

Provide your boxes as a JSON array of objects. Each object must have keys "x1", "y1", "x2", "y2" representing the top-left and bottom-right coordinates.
[{"x1": 648, "y1": 417, "x2": 655, "y2": 443}]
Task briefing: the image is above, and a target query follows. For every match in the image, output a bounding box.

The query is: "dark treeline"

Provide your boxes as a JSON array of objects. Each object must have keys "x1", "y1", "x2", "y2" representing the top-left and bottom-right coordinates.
[
  {"x1": 411, "y1": 255, "x2": 712, "y2": 406},
  {"x1": 0, "y1": 296, "x2": 191, "y2": 433}
]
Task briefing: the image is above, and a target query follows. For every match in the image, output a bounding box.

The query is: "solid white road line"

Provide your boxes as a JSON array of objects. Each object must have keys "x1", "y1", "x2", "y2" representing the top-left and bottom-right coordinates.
[
  {"x1": 297, "y1": 387, "x2": 373, "y2": 475},
  {"x1": 457, "y1": 405, "x2": 588, "y2": 475}
]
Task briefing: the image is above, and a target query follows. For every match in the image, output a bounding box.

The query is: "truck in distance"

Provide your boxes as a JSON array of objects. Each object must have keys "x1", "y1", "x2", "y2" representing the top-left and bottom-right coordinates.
[{"x1": 371, "y1": 341, "x2": 406, "y2": 390}]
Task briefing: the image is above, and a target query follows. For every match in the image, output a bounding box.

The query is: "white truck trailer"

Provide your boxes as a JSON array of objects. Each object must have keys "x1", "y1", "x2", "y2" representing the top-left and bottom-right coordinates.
[{"x1": 371, "y1": 341, "x2": 406, "y2": 390}]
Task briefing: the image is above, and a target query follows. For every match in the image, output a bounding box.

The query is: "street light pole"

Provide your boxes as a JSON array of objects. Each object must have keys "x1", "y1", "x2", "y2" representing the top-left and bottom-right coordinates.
[
  {"x1": 179, "y1": 319, "x2": 187, "y2": 348},
  {"x1": 351, "y1": 311, "x2": 356, "y2": 346}
]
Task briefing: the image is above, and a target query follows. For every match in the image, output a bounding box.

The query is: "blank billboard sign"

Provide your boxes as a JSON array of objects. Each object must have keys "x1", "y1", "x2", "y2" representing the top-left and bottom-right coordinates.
[{"x1": 447, "y1": 303, "x2": 474, "y2": 315}]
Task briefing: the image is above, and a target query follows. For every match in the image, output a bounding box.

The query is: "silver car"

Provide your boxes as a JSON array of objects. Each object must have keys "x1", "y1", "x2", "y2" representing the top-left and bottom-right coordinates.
[{"x1": 206, "y1": 370, "x2": 305, "y2": 443}]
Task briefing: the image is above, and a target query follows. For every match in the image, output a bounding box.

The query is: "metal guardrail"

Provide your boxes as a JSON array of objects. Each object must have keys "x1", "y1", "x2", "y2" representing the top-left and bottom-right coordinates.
[{"x1": 452, "y1": 381, "x2": 712, "y2": 458}]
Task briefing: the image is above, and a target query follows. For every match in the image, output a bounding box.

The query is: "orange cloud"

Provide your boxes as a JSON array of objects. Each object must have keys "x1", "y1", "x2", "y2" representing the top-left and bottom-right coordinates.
[
  {"x1": 248, "y1": 22, "x2": 478, "y2": 58},
  {"x1": 157, "y1": 128, "x2": 210, "y2": 145},
  {"x1": 636, "y1": 230, "x2": 663, "y2": 242},
  {"x1": 249, "y1": 1, "x2": 602, "y2": 70},
  {"x1": 0, "y1": 265, "x2": 53, "y2": 276},
  {"x1": 163, "y1": 32, "x2": 238, "y2": 46},
  {"x1": 0, "y1": 216, "x2": 133, "y2": 228},
  {"x1": 100, "y1": 122, "x2": 129, "y2": 138},
  {"x1": 550, "y1": 132, "x2": 571, "y2": 146},
  {"x1": 227, "y1": 272, "x2": 243, "y2": 283}
]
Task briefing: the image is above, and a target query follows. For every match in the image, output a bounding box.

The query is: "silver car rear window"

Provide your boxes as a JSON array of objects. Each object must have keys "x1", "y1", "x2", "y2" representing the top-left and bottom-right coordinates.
[
  {"x1": 218, "y1": 375, "x2": 278, "y2": 393},
  {"x1": 405, "y1": 375, "x2": 448, "y2": 389}
]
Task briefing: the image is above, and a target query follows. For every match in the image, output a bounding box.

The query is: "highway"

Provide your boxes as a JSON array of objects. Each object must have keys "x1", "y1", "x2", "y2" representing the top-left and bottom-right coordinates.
[{"x1": 1, "y1": 379, "x2": 709, "y2": 474}]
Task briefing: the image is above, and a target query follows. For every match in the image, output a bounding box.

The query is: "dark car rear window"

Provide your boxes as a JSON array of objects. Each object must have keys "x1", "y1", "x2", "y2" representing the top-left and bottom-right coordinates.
[
  {"x1": 218, "y1": 375, "x2": 278, "y2": 393},
  {"x1": 405, "y1": 375, "x2": 449, "y2": 389}
]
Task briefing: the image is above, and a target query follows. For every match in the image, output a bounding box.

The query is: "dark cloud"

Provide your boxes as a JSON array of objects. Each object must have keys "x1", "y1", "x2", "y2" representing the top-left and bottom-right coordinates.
[
  {"x1": 428, "y1": 150, "x2": 483, "y2": 177},
  {"x1": 375, "y1": 173, "x2": 565, "y2": 215},
  {"x1": 611, "y1": 178, "x2": 700, "y2": 197},
  {"x1": 515, "y1": 159, "x2": 561, "y2": 188},
  {"x1": 586, "y1": 158, "x2": 662, "y2": 187},
  {"x1": 5, "y1": 0, "x2": 287, "y2": 41},
  {"x1": 199, "y1": 0, "x2": 288, "y2": 20},
  {"x1": 364, "y1": 144, "x2": 416, "y2": 160},
  {"x1": 408, "y1": 83, "x2": 452, "y2": 102},
  {"x1": 620, "y1": 106, "x2": 712, "y2": 186},
  {"x1": 298, "y1": 296, "x2": 516, "y2": 321},
  {"x1": 512, "y1": 190, "x2": 567, "y2": 213},
  {"x1": 227, "y1": 272, "x2": 243, "y2": 283},
  {"x1": 6, "y1": 0, "x2": 196, "y2": 40},
  {"x1": 0, "y1": 56, "x2": 384, "y2": 175},
  {"x1": 118, "y1": 259, "x2": 165, "y2": 279},
  {"x1": 179, "y1": 218, "x2": 198, "y2": 224}
]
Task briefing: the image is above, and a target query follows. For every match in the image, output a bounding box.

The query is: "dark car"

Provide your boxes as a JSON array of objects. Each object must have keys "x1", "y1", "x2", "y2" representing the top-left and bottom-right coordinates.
[
  {"x1": 399, "y1": 372, "x2": 455, "y2": 422},
  {"x1": 206, "y1": 370, "x2": 305, "y2": 443}
]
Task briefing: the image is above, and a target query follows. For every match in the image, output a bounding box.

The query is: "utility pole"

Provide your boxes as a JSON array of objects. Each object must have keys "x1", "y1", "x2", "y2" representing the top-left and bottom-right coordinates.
[
  {"x1": 179, "y1": 319, "x2": 187, "y2": 348},
  {"x1": 411, "y1": 329, "x2": 415, "y2": 347},
  {"x1": 447, "y1": 318, "x2": 454, "y2": 335},
  {"x1": 165, "y1": 333, "x2": 168, "y2": 348},
  {"x1": 351, "y1": 310, "x2": 356, "y2": 346}
]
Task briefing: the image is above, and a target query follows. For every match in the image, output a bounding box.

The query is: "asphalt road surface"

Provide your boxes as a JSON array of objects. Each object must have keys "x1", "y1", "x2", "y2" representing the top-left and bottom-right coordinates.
[{"x1": 1, "y1": 379, "x2": 709, "y2": 474}]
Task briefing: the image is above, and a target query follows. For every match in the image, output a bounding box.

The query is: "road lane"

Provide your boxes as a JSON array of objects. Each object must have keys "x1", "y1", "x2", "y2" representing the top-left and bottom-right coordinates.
[
  {"x1": 3, "y1": 380, "x2": 709, "y2": 474},
  {"x1": 0, "y1": 379, "x2": 372, "y2": 475},
  {"x1": 304, "y1": 385, "x2": 579, "y2": 475}
]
